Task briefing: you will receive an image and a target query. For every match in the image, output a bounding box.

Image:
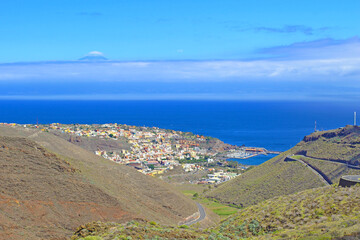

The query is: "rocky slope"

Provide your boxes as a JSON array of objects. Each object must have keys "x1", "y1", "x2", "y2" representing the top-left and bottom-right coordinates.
[
  {"x1": 0, "y1": 125, "x2": 199, "y2": 239},
  {"x1": 0, "y1": 136, "x2": 134, "y2": 239}
]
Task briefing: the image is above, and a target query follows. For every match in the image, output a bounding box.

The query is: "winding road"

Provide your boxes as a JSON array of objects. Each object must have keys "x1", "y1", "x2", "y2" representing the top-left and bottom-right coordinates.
[
  {"x1": 287, "y1": 155, "x2": 331, "y2": 185},
  {"x1": 183, "y1": 202, "x2": 206, "y2": 226}
]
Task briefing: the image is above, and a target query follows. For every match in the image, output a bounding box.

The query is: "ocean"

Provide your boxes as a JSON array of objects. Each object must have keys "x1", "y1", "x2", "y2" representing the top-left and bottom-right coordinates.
[{"x1": 1, "y1": 100, "x2": 358, "y2": 165}]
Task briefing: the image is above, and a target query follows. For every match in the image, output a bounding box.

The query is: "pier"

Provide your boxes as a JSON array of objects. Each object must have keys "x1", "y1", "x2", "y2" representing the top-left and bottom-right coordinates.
[{"x1": 226, "y1": 147, "x2": 282, "y2": 159}]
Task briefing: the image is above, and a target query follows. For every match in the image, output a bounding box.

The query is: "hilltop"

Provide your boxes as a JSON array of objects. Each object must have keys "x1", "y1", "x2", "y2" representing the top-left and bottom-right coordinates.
[
  {"x1": 0, "y1": 125, "x2": 201, "y2": 239},
  {"x1": 71, "y1": 184, "x2": 360, "y2": 239},
  {"x1": 206, "y1": 125, "x2": 360, "y2": 207}
]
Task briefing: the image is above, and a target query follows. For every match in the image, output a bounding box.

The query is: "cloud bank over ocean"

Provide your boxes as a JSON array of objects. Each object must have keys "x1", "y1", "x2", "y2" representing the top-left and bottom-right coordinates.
[{"x1": 1, "y1": 37, "x2": 359, "y2": 100}]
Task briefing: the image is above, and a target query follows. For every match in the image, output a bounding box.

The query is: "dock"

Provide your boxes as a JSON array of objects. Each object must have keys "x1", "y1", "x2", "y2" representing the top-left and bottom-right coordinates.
[{"x1": 226, "y1": 147, "x2": 282, "y2": 159}]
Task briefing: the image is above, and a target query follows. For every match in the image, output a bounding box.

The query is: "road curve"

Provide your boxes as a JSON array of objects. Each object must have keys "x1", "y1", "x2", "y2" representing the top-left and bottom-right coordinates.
[
  {"x1": 287, "y1": 155, "x2": 331, "y2": 186},
  {"x1": 184, "y1": 202, "x2": 206, "y2": 226}
]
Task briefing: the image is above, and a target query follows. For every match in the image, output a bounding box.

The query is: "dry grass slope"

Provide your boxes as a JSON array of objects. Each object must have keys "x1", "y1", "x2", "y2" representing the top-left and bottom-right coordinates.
[
  {"x1": 0, "y1": 125, "x2": 201, "y2": 238},
  {"x1": 205, "y1": 150, "x2": 324, "y2": 207},
  {"x1": 215, "y1": 184, "x2": 360, "y2": 239},
  {"x1": 294, "y1": 155, "x2": 360, "y2": 183},
  {"x1": 206, "y1": 125, "x2": 360, "y2": 208},
  {"x1": 71, "y1": 185, "x2": 360, "y2": 239},
  {"x1": 0, "y1": 136, "x2": 134, "y2": 240}
]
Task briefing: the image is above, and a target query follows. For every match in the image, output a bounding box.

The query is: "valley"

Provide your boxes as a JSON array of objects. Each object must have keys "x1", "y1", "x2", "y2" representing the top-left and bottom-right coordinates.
[{"x1": 1, "y1": 124, "x2": 360, "y2": 239}]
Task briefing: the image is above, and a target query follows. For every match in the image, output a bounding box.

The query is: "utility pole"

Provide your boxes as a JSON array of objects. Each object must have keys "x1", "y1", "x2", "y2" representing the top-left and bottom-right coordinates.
[{"x1": 354, "y1": 112, "x2": 357, "y2": 126}]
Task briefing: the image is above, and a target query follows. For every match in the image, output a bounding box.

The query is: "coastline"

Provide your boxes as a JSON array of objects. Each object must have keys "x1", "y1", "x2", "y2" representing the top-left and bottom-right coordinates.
[{"x1": 227, "y1": 154, "x2": 278, "y2": 166}]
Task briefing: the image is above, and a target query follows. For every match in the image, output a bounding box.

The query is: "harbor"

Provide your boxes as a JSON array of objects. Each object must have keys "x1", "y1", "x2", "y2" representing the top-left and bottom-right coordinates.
[{"x1": 226, "y1": 147, "x2": 282, "y2": 160}]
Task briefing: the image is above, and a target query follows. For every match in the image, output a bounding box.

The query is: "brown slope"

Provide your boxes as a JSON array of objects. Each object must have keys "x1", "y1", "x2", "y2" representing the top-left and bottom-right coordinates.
[
  {"x1": 0, "y1": 136, "x2": 134, "y2": 240},
  {"x1": 0, "y1": 125, "x2": 197, "y2": 226},
  {"x1": 50, "y1": 130, "x2": 132, "y2": 152}
]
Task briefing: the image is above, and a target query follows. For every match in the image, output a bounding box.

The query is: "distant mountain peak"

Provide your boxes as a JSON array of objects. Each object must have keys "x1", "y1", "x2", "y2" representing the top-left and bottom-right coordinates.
[{"x1": 79, "y1": 51, "x2": 108, "y2": 61}]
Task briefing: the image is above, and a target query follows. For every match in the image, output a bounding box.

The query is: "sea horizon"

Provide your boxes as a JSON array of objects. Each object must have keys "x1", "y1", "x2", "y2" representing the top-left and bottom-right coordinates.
[{"x1": 2, "y1": 99, "x2": 358, "y2": 164}]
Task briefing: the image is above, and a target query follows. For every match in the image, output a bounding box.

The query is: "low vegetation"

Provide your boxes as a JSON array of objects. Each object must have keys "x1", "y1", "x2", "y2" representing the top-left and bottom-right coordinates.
[
  {"x1": 176, "y1": 184, "x2": 239, "y2": 219},
  {"x1": 71, "y1": 221, "x2": 207, "y2": 240},
  {"x1": 301, "y1": 125, "x2": 360, "y2": 165},
  {"x1": 206, "y1": 151, "x2": 325, "y2": 207},
  {"x1": 72, "y1": 185, "x2": 360, "y2": 239},
  {"x1": 206, "y1": 125, "x2": 360, "y2": 208},
  {"x1": 293, "y1": 155, "x2": 360, "y2": 183},
  {"x1": 215, "y1": 184, "x2": 360, "y2": 239},
  {"x1": 178, "y1": 158, "x2": 208, "y2": 164}
]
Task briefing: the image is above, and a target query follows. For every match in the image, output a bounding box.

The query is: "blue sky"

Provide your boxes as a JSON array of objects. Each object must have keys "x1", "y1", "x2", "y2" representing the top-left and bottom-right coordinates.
[{"x1": 0, "y1": 0, "x2": 359, "y2": 100}]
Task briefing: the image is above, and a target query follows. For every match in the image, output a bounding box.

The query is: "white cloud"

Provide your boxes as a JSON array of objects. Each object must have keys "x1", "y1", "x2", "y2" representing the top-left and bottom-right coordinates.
[
  {"x1": 0, "y1": 57, "x2": 359, "y2": 83},
  {"x1": 259, "y1": 36, "x2": 360, "y2": 60},
  {"x1": 0, "y1": 37, "x2": 359, "y2": 84},
  {"x1": 87, "y1": 51, "x2": 104, "y2": 56}
]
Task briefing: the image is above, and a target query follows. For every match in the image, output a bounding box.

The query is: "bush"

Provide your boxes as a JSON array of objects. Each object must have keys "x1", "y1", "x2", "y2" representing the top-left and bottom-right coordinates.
[
  {"x1": 81, "y1": 237, "x2": 103, "y2": 240},
  {"x1": 179, "y1": 225, "x2": 189, "y2": 229},
  {"x1": 248, "y1": 220, "x2": 261, "y2": 235}
]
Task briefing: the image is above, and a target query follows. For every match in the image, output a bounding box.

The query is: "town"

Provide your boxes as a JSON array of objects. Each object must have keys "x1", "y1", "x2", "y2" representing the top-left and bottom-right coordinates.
[{"x1": 2, "y1": 122, "x2": 264, "y2": 184}]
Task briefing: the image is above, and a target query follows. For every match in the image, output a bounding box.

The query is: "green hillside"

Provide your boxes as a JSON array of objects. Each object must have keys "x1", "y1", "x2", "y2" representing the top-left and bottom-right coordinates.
[
  {"x1": 71, "y1": 184, "x2": 360, "y2": 239},
  {"x1": 206, "y1": 125, "x2": 360, "y2": 207},
  {"x1": 216, "y1": 184, "x2": 360, "y2": 239},
  {"x1": 292, "y1": 155, "x2": 360, "y2": 183}
]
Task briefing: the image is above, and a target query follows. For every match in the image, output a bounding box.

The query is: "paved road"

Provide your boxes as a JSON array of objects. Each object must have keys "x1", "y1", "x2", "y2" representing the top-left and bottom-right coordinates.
[
  {"x1": 287, "y1": 155, "x2": 331, "y2": 186},
  {"x1": 303, "y1": 156, "x2": 360, "y2": 170},
  {"x1": 184, "y1": 202, "x2": 206, "y2": 226}
]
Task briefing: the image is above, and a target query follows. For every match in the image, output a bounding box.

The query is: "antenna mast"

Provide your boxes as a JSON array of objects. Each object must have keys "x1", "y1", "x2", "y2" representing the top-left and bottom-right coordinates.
[{"x1": 354, "y1": 112, "x2": 357, "y2": 126}]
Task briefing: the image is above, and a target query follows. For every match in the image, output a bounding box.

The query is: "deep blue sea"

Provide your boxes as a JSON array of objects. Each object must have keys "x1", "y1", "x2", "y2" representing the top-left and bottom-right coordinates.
[{"x1": 1, "y1": 100, "x2": 358, "y2": 165}]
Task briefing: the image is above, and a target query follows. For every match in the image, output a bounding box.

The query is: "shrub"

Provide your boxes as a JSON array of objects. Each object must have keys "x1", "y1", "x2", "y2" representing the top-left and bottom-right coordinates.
[
  {"x1": 248, "y1": 220, "x2": 261, "y2": 235},
  {"x1": 81, "y1": 237, "x2": 103, "y2": 240},
  {"x1": 179, "y1": 225, "x2": 189, "y2": 229}
]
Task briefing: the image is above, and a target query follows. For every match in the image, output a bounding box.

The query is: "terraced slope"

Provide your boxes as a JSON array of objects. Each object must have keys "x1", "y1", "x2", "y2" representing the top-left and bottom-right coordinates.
[
  {"x1": 206, "y1": 125, "x2": 360, "y2": 207},
  {"x1": 0, "y1": 125, "x2": 199, "y2": 238}
]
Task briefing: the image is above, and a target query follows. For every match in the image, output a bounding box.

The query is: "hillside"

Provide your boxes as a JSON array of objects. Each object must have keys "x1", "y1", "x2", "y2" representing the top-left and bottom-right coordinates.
[
  {"x1": 0, "y1": 125, "x2": 199, "y2": 239},
  {"x1": 0, "y1": 136, "x2": 134, "y2": 239},
  {"x1": 206, "y1": 125, "x2": 360, "y2": 207},
  {"x1": 71, "y1": 185, "x2": 360, "y2": 239},
  {"x1": 51, "y1": 130, "x2": 132, "y2": 152}
]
